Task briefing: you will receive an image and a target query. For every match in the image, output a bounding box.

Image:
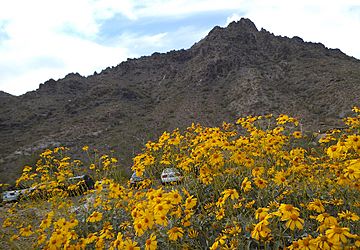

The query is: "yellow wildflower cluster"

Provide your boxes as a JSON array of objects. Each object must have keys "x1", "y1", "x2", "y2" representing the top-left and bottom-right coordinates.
[{"x1": 1, "y1": 108, "x2": 359, "y2": 249}]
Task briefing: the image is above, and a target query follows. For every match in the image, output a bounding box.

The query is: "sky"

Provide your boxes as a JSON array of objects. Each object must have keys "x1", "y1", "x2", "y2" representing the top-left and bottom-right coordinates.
[{"x1": 0, "y1": 0, "x2": 359, "y2": 96}]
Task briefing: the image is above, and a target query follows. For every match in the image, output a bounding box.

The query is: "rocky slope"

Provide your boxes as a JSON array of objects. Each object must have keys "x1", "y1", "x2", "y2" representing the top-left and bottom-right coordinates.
[{"x1": 1, "y1": 18, "x2": 359, "y2": 184}]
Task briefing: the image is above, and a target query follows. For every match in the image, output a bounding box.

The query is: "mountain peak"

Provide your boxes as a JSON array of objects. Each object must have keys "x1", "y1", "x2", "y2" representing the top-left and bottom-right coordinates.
[
  {"x1": 207, "y1": 18, "x2": 258, "y2": 38},
  {"x1": 227, "y1": 18, "x2": 258, "y2": 33}
]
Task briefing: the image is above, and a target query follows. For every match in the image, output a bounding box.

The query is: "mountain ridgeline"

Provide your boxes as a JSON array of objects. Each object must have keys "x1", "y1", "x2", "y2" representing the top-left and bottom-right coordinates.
[{"x1": 1, "y1": 18, "x2": 359, "y2": 183}]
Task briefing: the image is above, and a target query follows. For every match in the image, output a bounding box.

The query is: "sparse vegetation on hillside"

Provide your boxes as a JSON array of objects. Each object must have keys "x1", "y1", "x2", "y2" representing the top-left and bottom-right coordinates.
[{"x1": 1, "y1": 107, "x2": 359, "y2": 249}]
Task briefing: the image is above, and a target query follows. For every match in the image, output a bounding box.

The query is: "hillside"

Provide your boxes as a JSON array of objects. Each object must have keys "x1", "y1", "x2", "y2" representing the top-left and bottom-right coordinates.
[{"x1": 0, "y1": 18, "x2": 359, "y2": 183}]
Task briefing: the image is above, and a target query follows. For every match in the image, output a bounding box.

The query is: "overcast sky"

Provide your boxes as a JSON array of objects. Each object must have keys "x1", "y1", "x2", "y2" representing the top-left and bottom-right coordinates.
[{"x1": 0, "y1": 0, "x2": 359, "y2": 96}]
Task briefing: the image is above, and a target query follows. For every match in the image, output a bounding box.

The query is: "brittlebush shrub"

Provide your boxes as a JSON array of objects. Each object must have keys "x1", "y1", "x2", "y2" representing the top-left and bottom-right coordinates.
[{"x1": 1, "y1": 107, "x2": 359, "y2": 249}]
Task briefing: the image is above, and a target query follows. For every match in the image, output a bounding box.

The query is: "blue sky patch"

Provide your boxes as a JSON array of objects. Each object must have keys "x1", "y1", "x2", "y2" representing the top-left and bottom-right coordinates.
[
  {"x1": 98, "y1": 10, "x2": 244, "y2": 44},
  {"x1": 94, "y1": 10, "x2": 247, "y2": 58},
  {"x1": 0, "y1": 21, "x2": 10, "y2": 44}
]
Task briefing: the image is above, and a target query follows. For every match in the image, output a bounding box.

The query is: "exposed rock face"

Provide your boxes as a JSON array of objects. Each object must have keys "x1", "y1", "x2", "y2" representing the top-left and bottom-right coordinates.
[{"x1": 0, "y1": 18, "x2": 359, "y2": 183}]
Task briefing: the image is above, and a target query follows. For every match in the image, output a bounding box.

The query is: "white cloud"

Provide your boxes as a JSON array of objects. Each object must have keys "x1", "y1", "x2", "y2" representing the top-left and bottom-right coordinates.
[
  {"x1": 0, "y1": 0, "x2": 137, "y2": 95},
  {"x1": 0, "y1": 0, "x2": 359, "y2": 95},
  {"x1": 110, "y1": 26, "x2": 210, "y2": 55},
  {"x1": 115, "y1": 32, "x2": 168, "y2": 50}
]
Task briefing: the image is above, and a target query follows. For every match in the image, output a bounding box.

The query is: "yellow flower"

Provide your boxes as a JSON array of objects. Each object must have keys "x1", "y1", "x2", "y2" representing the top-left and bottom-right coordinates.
[
  {"x1": 68, "y1": 230, "x2": 78, "y2": 240},
  {"x1": 326, "y1": 145, "x2": 343, "y2": 159},
  {"x1": 154, "y1": 214, "x2": 168, "y2": 227},
  {"x1": 48, "y1": 237, "x2": 63, "y2": 249},
  {"x1": 345, "y1": 135, "x2": 360, "y2": 151},
  {"x1": 210, "y1": 235, "x2": 227, "y2": 250},
  {"x1": 10, "y1": 234, "x2": 19, "y2": 241},
  {"x1": 276, "y1": 114, "x2": 288, "y2": 124},
  {"x1": 330, "y1": 199, "x2": 344, "y2": 206},
  {"x1": 338, "y1": 210, "x2": 359, "y2": 221},
  {"x1": 254, "y1": 177, "x2": 268, "y2": 189},
  {"x1": 216, "y1": 197, "x2": 225, "y2": 208},
  {"x1": 167, "y1": 190, "x2": 182, "y2": 204},
  {"x1": 233, "y1": 201, "x2": 243, "y2": 209},
  {"x1": 19, "y1": 225, "x2": 33, "y2": 237},
  {"x1": 252, "y1": 167, "x2": 265, "y2": 177},
  {"x1": 287, "y1": 240, "x2": 300, "y2": 250},
  {"x1": 37, "y1": 234, "x2": 47, "y2": 245},
  {"x1": 123, "y1": 239, "x2": 140, "y2": 250},
  {"x1": 268, "y1": 201, "x2": 279, "y2": 209},
  {"x1": 2, "y1": 218, "x2": 12, "y2": 228},
  {"x1": 85, "y1": 233, "x2": 98, "y2": 244},
  {"x1": 52, "y1": 230, "x2": 65, "y2": 242},
  {"x1": 278, "y1": 204, "x2": 300, "y2": 220},
  {"x1": 86, "y1": 211, "x2": 103, "y2": 223},
  {"x1": 216, "y1": 208, "x2": 225, "y2": 220},
  {"x1": 337, "y1": 174, "x2": 350, "y2": 186},
  {"x1": 188, "y1": 229, "x2": 199, "y2": 238},
  {"x1": 241, "y1": 177, "x2": 252, "y2": 192},
  {"x1": 222, "y1": 189, "x2": 239, "y2": 200},
  {"x1": 223, "y1": 224, "x2": 242, "y2": 235},
  {"x1": 54, "y1": 218, "x2": 70, "y2": 231},
  {"x1": 68, "y1": 218, "x2": 79, "y2": 228},
  {"x1": 355, "y1": 236, "x2": 360, "y2": 248},
  {"x1": 111, "y1": 232, "x2": 124, "y2": 249},
  {"x1": 142, "y1": 210, "x2": 155, "y2": 229},
  {"x1": 352, "y1": 106, "x2": 360, "y2": 113},
  {"x1": 255, "y1": 208, "x2": 269, "y2": 221},
  {"x1": 273, "y1": 126, "x2": 285, "y2": 134},
  {"x1": 209, "y1": 152, "x2": 224, "y2": 167},
  {"x1": 154, "y1": 202, "x2": 171, "y2": 216},
  {"x1": 167, "y1": 227, "x2": 184, "y2": 241},
  {"x1": 184, "y1": 196, "x2": 197, "y2": 210},
  {"x1": 316, "y1": 213, "x2": 338, "y2": 227},
  {"x1": 297, "y1": 235, "x2": 317, "y2": 250},
  {"x1": 292, "y1": 131, "x2": 302, "y2": 138},
  {"x1": 170, "y1": 206, "x2": 182, "y2": 218},
  {"x1": 245, "y1": 200, "x2": 256, "y2": 208},
  {"x1": 134, "y1": 220, "x2": 146, "y2": 236},
  {"x1": 183, "y1": 209, "x2": 194, "y2": 220},
  {"x1": 251, "y1": 219, "x2": 271, "y2": 241},
  {"x1": 230, "y1": 151, "x2": 245, "y2": 165},
  {"x1": 145, "y1": 233, "x2": 157, "y2": 250},
  {"x1": 82, "y1": 145, "x2": 89, "y2": 151},
  {"x1": 307, "y1": 199, "x2": 325, "y2": 213},
  {"x1": 22, "y1": 165, "x2": 32, "y2": 172},
  {"x1": 313, "y1": 234, "x2": 341, "y2": 250},
  {"x1": 95, "y1": 237, "x2": 105, "y2": 249},
  {"x1": 325, "y1": 225, "x2": 355, "y2": 244},
  {"x1": 284, "y1": 214, "x2": 304, "y2": 230},
  {"x1": 273, "y1": 171, "x2": 288, "y2": 186},
  {"x1": 99, "y1": 222, "x2": 114, "y2": 240},
  {"x1": 343, "y1": 160, "x2": 360, "y2": 180}
]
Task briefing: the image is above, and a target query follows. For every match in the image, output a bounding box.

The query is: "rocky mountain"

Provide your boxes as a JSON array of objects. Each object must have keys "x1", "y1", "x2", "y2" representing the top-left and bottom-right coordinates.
[{"x1": 1, "y1": 18, "x2": 359, "y2": 184}]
